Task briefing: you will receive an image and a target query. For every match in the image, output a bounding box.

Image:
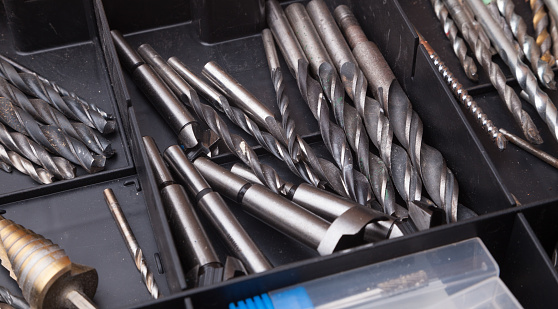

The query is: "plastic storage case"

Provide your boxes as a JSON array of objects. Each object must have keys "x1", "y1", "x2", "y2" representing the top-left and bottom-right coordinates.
[{"x1": 0, "y1": 0, "x2": 557, "y2": 308}]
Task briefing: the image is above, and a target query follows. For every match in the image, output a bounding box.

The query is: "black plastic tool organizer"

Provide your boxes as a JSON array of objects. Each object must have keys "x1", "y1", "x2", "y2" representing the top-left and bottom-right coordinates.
[{"x1": 0, "y1": 0, "x2": 556, "y2": 308}]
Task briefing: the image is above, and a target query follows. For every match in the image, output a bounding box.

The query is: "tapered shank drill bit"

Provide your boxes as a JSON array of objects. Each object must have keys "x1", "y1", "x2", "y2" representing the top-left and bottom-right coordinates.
[
  {"x1": 530, "y1": 0, "x2": 555, "y2": 64},
  {"x1": 465, "y1": 0, "x2": 558, "y2": 143},
  {"x1": 0, "y1": 77, "x2": 113, "y2": 156},
  {"x1": 0, "y1": 143, "x2": 54, "y2": 184},
  {"x1": 104, "y1": 189, "x2": 161, "y2": 299},
  {"x1": 335, "y1": 6, "x2": 460, "y2": 223},
  {"x1": 495, "y1": 0, "x2": 556, "y2": 89},
  {"x1": 0, "y1": 58, "x2": 115, "y2": 134},
  {"x1": 441, "y1": 0, "x2": 543, "y2": 144},
  {"x1": 0, "y1": 97, "x2": 106, "y2": 173},
  {"x1": 430, "y1": 0, "x2": 478, "y2": 81}
]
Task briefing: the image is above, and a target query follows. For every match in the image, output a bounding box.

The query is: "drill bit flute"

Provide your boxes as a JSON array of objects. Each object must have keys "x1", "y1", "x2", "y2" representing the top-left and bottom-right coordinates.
[
  {"x1": 0, "y1": 143, "x2": 54, "y2": 184},
  {"x1": 530, "y1": 0, "x2": 555, "y2": 64}
]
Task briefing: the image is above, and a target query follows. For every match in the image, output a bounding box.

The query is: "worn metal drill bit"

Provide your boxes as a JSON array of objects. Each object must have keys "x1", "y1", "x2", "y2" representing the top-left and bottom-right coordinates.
[
  {"x1": 442, "y1": 0, "x2": 543, "y2": 145},
  {"x1": 0, "y1": 97, "x2": 106, "y2": 173},
  {"x1": 499, "y1": 128, "x2": 558, "y2": 169},
  {"x1": 0, "y1": 58, "x2": 115, "y2": 134},
  {"x1": 0, "y1": 143, "x2": 54, "y2": 184},
  {"x1": 466, "y1": 0, "x2": 558, "y2": 143},
  {"x1": 103, "y1": 189, "x2": 161, "y2": 299},
  {"x1": 550, "y1": 15, "x2": 558, "y2": 66},
  {"x1": 486, "y1": 1, "x2": 525, "y2": 60},
  {"x1": 335, "y1": 5, "x2": 460, "y2": 223},
  {"x1": 430, "y1": 0, "x2": 478, "y2": 81},
  {"x1": 495, "y1": 0, "x2": 556, "y2": 89},
  {"x1": 0, "y1": 77, "x2": 113, "y2": 156},
  {"x1": 530, "y1": 0, "x2": 555, "y2": 64},
  {"x1": 0, "y1": 286, "x2": 29, "y2": 309}
]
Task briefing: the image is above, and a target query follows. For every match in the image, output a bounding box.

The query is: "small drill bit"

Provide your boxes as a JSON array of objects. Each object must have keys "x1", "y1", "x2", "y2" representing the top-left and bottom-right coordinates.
[
  {"x1": 550, "y1": 15, "x2": 558, "y2": 67},
  {"x1": 486, "y1": 1, "x2": 525, "y2": 60},
  {"x1": 0, "y1": 122, "x2": 75, "y2": 179},
  {"x1": 499, "y1": 128, "x2": 558, "y2": 169},
  {"x1": 430, "y1": 0, "x2": 478, "y2": 81},
  {"x1": 0, "y1": 77, "x2": 113, "y2": 156},
  {"x1": 0, "y1": 58, "x2": 115, "y2": 134},
  {"x1": 443, "y1": 0, "x2": 543, "y2": 145},
  {"x1": 0, "y1": 286, "x2": 29, "y2": 309},
  {"x1": 495, "y1": 0, "x2": 556, "y2": 89},
  {"x1": 0, "y1": 142, "x2": 54, "y2": 184},
  {"x1": 530, "y1": 0, "x2": 555, "y2": 64},
  {"x1": 103, "y1": 189, "x2": 161, "y2": 299},
  {"x1": 0, "y1": 97, "x2": 106, "y2": 173}
]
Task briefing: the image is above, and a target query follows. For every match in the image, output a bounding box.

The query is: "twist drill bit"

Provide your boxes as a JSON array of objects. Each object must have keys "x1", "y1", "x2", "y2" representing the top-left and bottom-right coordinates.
[
  {"x1": 0, "y1": 77, "x2": 113, "y2": 156},
  {"x1": 103, "y1": 189, "x2": 161, "y2": 299},
  {"x1": 430, "y1": 0, "x2": 478, "y2": 81},
  {"x1": 465, "y1": 0, "x2": 558, "y2": 143},
  {"x1": 0, "y1": 122, "x2": 75, "y2": 180},
  {"x1": 442, "y1": 0, "x2": 543, "y2": 145},
  {"x1": 0, "y1": 97, "x2": 106, "y2": 173},
  {"x1": 530, "y1": 0, "x2": 555, "y2": 64},
  {"x1": 0, "y1": 286, "x2": 29, "y2": 309},
  {"x1": 335, "y1": 6, "x2": 460, "y2": 223},
  {"x1": 550, "y1": 15, "x2": 558, "y2": 66},
  {"x1": 0, "y1": 215, "x2": 98, "y2": 309},
  {"x1": 0, "y1": 161, "x2": 10, "y2": 173},
  {"x1": 0, "y1": 143, "x2": 54, "y2": 184},
  {"x1": 0, "y1": 58, "x2": 115, "y2": 134},
  {"x1": 0, "y1": 55, "x2": 113, "y2": 120},
  {"x1": 486, "y1": 1, "x2": 525, "y2": 60},
  {"x1": 495, "y1": 0, "x2": 556, "y2": 89}
]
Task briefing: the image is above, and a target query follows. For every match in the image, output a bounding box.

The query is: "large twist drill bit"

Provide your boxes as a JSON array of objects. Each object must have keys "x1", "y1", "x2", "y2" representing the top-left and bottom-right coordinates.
[
  {"x1": 486, "y1": 2, "x2": 525, "y2": 60},
  {"x1": 0, "y1": 57, "x2": 115, "y2": 134},
  {"x1": 0, "y1": 97, "x2": 106, "y2": 173},
  {"x1": 465, "y1": 0, "x2": 558, "y2": 143},
  {"x1": 0, "y1": 142, "x2": 54, "y2": 184},
  {"x1": 530, "y1": 0, "x2": 555, "y2": 64},
  {"x1": 495, "y1": 0, "x2": 556, "y2": 89},
  {"x1": 0, "y1": 122, "x2": 75, "y2": 179},
  {"x1": 0, "y1": 77, "x2": 113, "y2": 156},
  {"x1": 430, "y1": 0, "x2": 478, "y2": 81},
  {"x1": 442, "y1": 0, "x2": 543, "y2": 144},
  {"x1": 335, "y1": 6, "x2": 460, "y2": 223}
]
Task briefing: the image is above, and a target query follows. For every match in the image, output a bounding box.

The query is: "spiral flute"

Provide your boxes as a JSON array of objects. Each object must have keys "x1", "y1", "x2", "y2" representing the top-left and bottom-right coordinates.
[
  {"x1": 0, "y1": 143, "x2": 54, "y2": 184},
  {"x1": 0, "y1": 57, "x2": 115, "y2": 134},
  {"x1": 530, "y1": 0, "x2": 555, "y2": 64},
  {"x1": 550, "y1": 15, "x2": 558, "y2": 66},
  {"x1": 496, "y1": 0, "x2": 556, "y2": 89},
  {"x1": 486, "y1": 2, "x2": 525, "y2": 60}
]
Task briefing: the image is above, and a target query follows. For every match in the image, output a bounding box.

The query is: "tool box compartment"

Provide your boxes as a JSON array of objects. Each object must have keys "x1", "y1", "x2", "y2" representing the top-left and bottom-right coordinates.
[{"x1": 0, "y1": 0, "x2": 557, "y2": 308}]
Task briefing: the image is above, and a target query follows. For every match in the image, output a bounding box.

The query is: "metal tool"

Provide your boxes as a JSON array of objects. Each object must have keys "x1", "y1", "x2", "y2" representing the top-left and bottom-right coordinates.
[
  {"x1": 103, "y1": 188, "x2": 161, "y2": 299},
  {"x1": 494, "y1": 0, "x2": 555, "y2": 89},
  {"x1": 499, "y1": 128, "x2": 558, "y2": 169},
  {"x1": 163, "y1": 144, "x2": 272, "y2": 274},
  {"x1": 110, "y1": 30, "x2": 200, "y2": 150},
  {"x1": 429, "y1": 0, "x2": 478, "y2": 81},
  {"x1": 441, "y1": 0, "x2": 543, "y2": 145},
  {"x1": 0, "y1": 286, "x2": 28, "y2": 309},
  {"x1": 550, "y1": 15, "x2": 558, "y2": 66},
  {"x1": 0, "y1": 77, "x2": 113, "y2": 156},
  {"x1": 0, "y1": 122, "x2": 75, "y2": 180},
  {"x1": 0, "y1": 143, "x2": 54, "y2": 184},
  {"x1": 0, "y1": 214, "x2": 98, "y2": 308},
  {"x1": 530, "y1": 0, "x2": 555, "y2": 64},
  {"x1": 335, "y1": 5, "x2": 460, "y2": 223},
  {"x1": 486, "y1": 2, "x2": 525, "y2": 61},
  {"x1": 0, "y1": 57, "x2": 114, "y2": 134},
  {"x1": 465, "y1": 0, "x2": 558, "y2": 144}
]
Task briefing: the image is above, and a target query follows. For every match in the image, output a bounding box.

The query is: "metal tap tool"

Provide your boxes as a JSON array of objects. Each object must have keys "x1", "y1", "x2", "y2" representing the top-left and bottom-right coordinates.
[
  {"x1": 530, "y1": 0, "x2": 555, "y2": 64},
  {"x1": 103, "y1": 189, "x2": 161, "y2": 299},
  {"x1": 0, "y1": 214, "x2": 98, "y2": 309},
  {"x1": 163, "y1": 144, "x2": 273, "y2": 274},
  {"x1": 110, "y1": 30, "x2": 200, "y2": 150},
  {"x1": 0, "y1": 143, "x2": 54, "y2": 184}
]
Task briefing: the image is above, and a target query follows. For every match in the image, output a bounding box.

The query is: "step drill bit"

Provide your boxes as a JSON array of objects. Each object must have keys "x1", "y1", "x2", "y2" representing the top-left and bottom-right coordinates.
[
  {"x1": 267, "y1": 0, "x2": 372, "y2": 206},
  {"x1": 530, "y1": 0, "x2": 555, "y2": 64},
  {"x1": 441, "y1": 0, "x2": 543, "y2": 145},
  {"x1": 110, "y1": 31, "x2": 201, "y2": 151},
  {"x1": 0, "y1": 214, "x2": 98, "y2": 309},
  {"x1": 334, "y1": 6, "x2": 460, "y2": 223},
  {"x1": 464, "y1": 0, "x2": 558, "y2": 143},
  {"x1": 103, "y1": 189, "x2": 161, "y2": 298},
  {"x1": 0, "y1": 58, "x2": 114, "y2": 135},
  {"x1": 495, "y1": 0, "x2": 556, "y2": 89},
  {"x1": 0, "y1": 97, "x2": 106, "y2": 173},
  {"x1": 162, "y1": 144, "x2": 273, "y2": 274},
  {"x1": 0, "y1": 122, "x2": 75, "y2": 180},
  {"x1": 0, "y1": 77, "x2": 113, "y2": 156},
  {"x1": 430, "y1": 0, "x2": 478, "y2": 81},
  {"x1": 0, "y1": 55, "x2": 113, "y2": 121},
  {"x1": 0, "y1": 143, "x2": 54, "y2": 184}
]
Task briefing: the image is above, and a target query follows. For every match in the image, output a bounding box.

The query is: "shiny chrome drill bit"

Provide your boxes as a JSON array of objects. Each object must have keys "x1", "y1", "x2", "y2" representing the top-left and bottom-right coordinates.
[
  {"x1": 0, "y1": 58, "x2": 115, "y2": 134},
  {"x1": 495, "y1": 0, "x2": 556, "y2": 89},
  {"x1": 430, "y1": 0, "x2": 478, "y2": 81},
  {"x1": 0, "y1": 97, "x2": 106, "y2": 173},
  {"x1": 0, "y1": 122, "x2": 75, "y2": 179},
  {"x1": 0, "y1": 161, "x2": 10, "y2": 173},
  {"x1": 486, "y1": 1, "x2": 525, "y2": 60},
  {"x1": 530, "y1": 0, "x2": 555, "y2": 64},
  {"x1": 103, "y1": 189, "x2": 161, "y2": 299},
  {"x1": 466, "y1": 0, "x2": 558, "y2": 143},
  {"x1": 442, "y1": 0, "x2": 543, "y2": 145},
  {"x1": 335, "y1": 6, "x2": 460, "y2": 223},
  {"x1": 0, "y1": 77, "x2": 113, "y2": 156},
  {"x1": 0, "y1": 143, "x2": 54, "y2": 184},
  {"x1": 550, "y1": 15, "x2": 558, "y2": 66}
]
